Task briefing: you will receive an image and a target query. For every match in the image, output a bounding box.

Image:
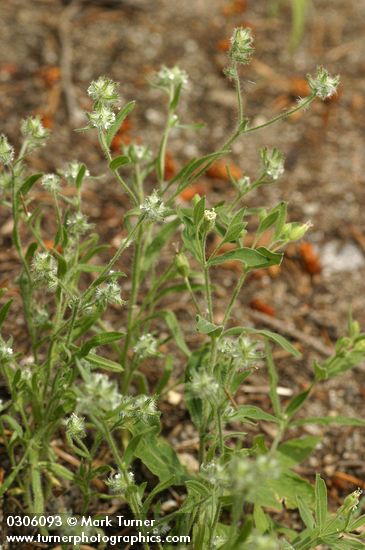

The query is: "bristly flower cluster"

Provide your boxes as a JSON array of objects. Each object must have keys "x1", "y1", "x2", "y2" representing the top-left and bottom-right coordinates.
[
  {"x1": 153, "y1": 65, "x2": 188, "y2": 92},
  {"x1": 140, "y1": 191, "x2": 167, "y2": 221},
  {"x1": 64, "y1": 413, "x2": 86, "y2": 440},
  {"x1": 95, "y1": 281, "x2": 126, "y2": 308},
  {"x1": 0, "y1": 337, "x2": 14, "y2": 362},
  {"x1": 229, "y1": 27, "x2": 254, "y2": 65},
  {"x1": 64, "y1": 160, "x2": 90, "y2": 183},
  {"x1": 260, "y1": 147, "x2": 285, "y2": 180},
  {"x1": 307, "y1": 66, "x2": 340, "y2": 100},
  {"x1": 0, "y1": 134, "x2": 15, "y2": 165},
  {"x1": 21, "y1": 116, "x2": 49, "y2": 149},
  {"x1": 119, "y1": 395, "x2": 158, "y2": 423},
  {"x1": 41, "y1": 173, "x2": 61, "y2": 193},
  {"x1": 86, "y1": 76, "x2": 120, "y2": 131},
  {"x1": 106, "y1": 469, "x2": 135, "y2": 494},
  {"x1": 31, "y1": 252, "x2": 58, "y2": 290},
  {"x1": 133, "y1": 333, "x2": 158, "y2": 359},
  {"x1": 77, "y1": 371, "x2": 122, "y2": 413}
]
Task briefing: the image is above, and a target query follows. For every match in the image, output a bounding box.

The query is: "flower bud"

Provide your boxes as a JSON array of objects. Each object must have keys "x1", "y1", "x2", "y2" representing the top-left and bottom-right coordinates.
[
  {"x1": 87, "y1": 104, "x2": 116, "y2": 130},
  {"x1": 0, "y1": 337, "x2": 14, "y2": 362},
  {"x1": 203, "y1": 208, "x2": 217, "y2": 230},
  {"x1": 175, "y1": 252, "x2": 190, "y2": 278},
  {"x1": 281, "y1": 220, "x2": 312, "y2": 242},
  {"x1": 307, "y1": 67, "x2": 340, "y2": 100},
  {"x1": 106, "y1": 470, "x2": 134, "y2": 494},
  {"x1": 95, "y1": 281, "x2": 126, "y2": 308},
  {"x1": 260, "y1": 147, "x2": 285, "y2": 180},
  {"x1": 229, "y1": 27, "x2": 254, "y2": 65},
  {"x1": 154, "y1": 65, "x2": 188, "y2": 92},
  {"x1": 21, "y1": 116, "x2": 49, "y2": 147},
  {"x1": 0, "y1": 134, "x2": 14, "y2": 165}
]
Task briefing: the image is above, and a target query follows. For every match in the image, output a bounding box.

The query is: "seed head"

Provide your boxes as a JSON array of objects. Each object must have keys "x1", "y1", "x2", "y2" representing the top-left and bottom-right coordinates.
[
  {"x1": 229, "y1": 27, "x2": 254, "y2": 65},
  {"x1": 0, "y1": 134, "x2": 14, "y2": 165},
  {"x1": 307, "y1": 67, "x2": 340, "y2": 100}
]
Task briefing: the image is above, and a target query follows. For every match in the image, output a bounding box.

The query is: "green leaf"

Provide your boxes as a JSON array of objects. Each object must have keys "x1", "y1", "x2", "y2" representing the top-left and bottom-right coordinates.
[
  {"x1": 1, "y1": 415, "x2": 24, "y2": 439},
  {"x1": 109, "y1": 155, "x2": 130, "y2": 171},
  {"x1": 270, "y1": 470, "x2": 314, "y2": 510},
  {"x1": 276, "y1": 437, "x2": 320, "y2": 468},
  {"x1": 196, "y1": 315, "x2": 223, "y2": 336},
  {"x1": 0, "y1": 299, "x2": 13, "y2": 328},
  {"x1": 18, "y1": 173, "x2": 42, "y2": 197},
  {"x1": 208, "y1": 246, "x2": 282, "y2": 268},
  {"x1": 292, "y1": 416, "x2": 365, "y2": 427},
  {"x1": 134, "y1": 434, "x2": 186, "y2": 482},
  {"x1": 87, "y1": 353, "x2": 123, "y2": 372},
  {"x1": 285, "y1": 388, "x2": 311, "y2": 418},
  {"x1": 79, "y1": 331, "x2": 125, "y2": 357},
  {"x1": 105, "y1": 100, "x2": 136, "y2": 147},
  {"x1": 173, "y1": 150, "x2": 229, "y2": 193},
  {"x1": 228, "y1": 405, "x2": 279, "y2": 424},
  {"x1": 193, "y1": 196, "x2": 206, "y2": 226},
  {"x1": 315, "y1": 474, "x2": 328, "y2": 530},
  {"x1": 297, "y1": 495, "x2": 315, "y2": 530},
  {"x1": 155, "y1": 355, "x2": 173, "y2": 394},
  {"x1": 154, "y1": 310, "x2": 191, "y2": 356},
  {"x1": 47, "y1": 462, "x2": 75, "y2": 482},
  {"x1": 253, "y1": 504, "x2": 270, "y2": 533},
  {"x1": 75, "y1": 163, "x2": 86, "y2": 190}
]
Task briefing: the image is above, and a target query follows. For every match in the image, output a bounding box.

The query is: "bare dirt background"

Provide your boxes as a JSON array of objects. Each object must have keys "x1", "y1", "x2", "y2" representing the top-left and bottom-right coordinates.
[{"x1": 1, "y1": 0, "x2": 365, "y2": 510}]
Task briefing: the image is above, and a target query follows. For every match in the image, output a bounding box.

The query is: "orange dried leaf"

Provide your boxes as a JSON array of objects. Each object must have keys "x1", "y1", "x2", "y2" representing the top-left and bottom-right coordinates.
[
  {"x1": 207, "y1": 161, "x2": 242, "y2": 181},
  {"x1": 165, "y1": 151, "x2": 177, "y2": 180},
  {"x1": 221, "y1": 0, "x2": 247, "y2": 16},
  {"x1": 249, "y1": 298, "x2": 276, "y2": 317},
  {"x1": 298, "y1": 242, "x2": 321, "y2": 275},
  {"x1": 217, "y1": 38, "x2": 231, "y2": 52},
  {"x1": 179, "y1": 182, "x2": 207, "y2": 202}
]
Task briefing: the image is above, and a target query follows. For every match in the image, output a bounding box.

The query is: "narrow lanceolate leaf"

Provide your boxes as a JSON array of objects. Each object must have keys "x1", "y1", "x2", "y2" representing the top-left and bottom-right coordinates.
[
  {"x1": 109, "y1": 155, "x2": 130, "y2": 171},
  {"x1": 297, "y1": 496, "x2": 315, "y2": 530},
  {"x1": 292, "y1": 416, "x2": 365, "y2": 427},
  {"x1": 208, "y1": 246, "x2": 283, "y2": 268},
  {"x1": 18, "y1": 173, "x2": 43, "y2": 197},
  {"x1": 196, "y1": 315, "x2": 223, "y2": 337},
  {"x1": 75, "y1": 163, "x2": 87, "y2": 190},
  {"x1": 105, "y1": 100, "x2": 136, "y2": 146},
  {"x1": 0, "y1": 299, "x2": 13, "y2": 328},
  {"x1": 79, "y1": 331, "x2": 125, "y2": 357},
  {"x1": 285, "y1": 388, "x2": 312, "y2": 418},
  {"x1": 86, "y1": 353, "x2": 123, "y2": 372},
  {"x1": 315, "y1": 474, "x2": 328, "y2": 530}
]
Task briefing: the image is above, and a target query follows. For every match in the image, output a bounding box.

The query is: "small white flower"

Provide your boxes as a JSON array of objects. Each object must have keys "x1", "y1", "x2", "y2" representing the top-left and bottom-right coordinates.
[
  {"x1": 307, "y1": 67, "x2": 340, "y2": 100},
  {"x1": 260, "y1": 147, "x2": 285, "y2": 180},
  {"x1": 64, "y1": 413, "x2": 86, "y2": 439},
  {"x1": 140, "y1": 191, "x2": 167, "y2": 221},
  {"x1": 133, "y1": 333, "x2": 158, "y2": 358},
  {"x1": 229, "y1": 27, "x2": 254, "y2": 65},
  {"x1": 87, "y1": 76, "x2": 119, "y2": 105},
  {"x1": 41, "y1": 173, "x2": 60, "y2": 193},
  {"x1": 204, "y1": 208, "x2": 217, "y2": 226},
  {"x1": 0, "y1": 134, "x2": 14, "y2": 165},
  {"x1": 87, "y1": 104, "x2": 116, "y2": 130}
]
